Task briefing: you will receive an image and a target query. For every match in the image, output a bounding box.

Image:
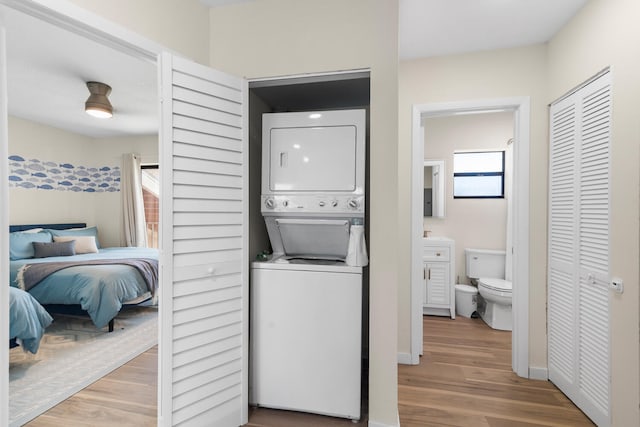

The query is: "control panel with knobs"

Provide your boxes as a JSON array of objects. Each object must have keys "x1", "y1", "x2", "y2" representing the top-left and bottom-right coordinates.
[{"x1": 261, "y1": 195, "x2": 364, "y2": 214}]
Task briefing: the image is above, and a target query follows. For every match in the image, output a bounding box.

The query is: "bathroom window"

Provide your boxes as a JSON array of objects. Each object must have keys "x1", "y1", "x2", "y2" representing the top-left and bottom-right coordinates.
[{"x1": 453, "y1": 151, "x2": 504, "y2": 198}]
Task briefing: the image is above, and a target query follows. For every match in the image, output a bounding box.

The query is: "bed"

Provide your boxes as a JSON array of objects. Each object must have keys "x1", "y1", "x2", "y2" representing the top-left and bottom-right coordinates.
[
  {"x1": 9, "y1": 223, "x2": 159, "y2": 332},
  {"x1": 9, "y1": 286, "x2": 53, "y2": 353}
]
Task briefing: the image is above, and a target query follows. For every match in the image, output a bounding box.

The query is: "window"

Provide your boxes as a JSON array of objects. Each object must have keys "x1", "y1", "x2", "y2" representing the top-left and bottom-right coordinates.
[
  {"x1": 141, "y1": 164, "x2": 159, "y2": 248},
  {"x1": 453, "y1": 151, "x2": 504, "y2": 198}
]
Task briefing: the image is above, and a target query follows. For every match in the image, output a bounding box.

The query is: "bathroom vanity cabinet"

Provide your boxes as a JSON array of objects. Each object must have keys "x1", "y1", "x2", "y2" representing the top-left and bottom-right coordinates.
[{"x1": 423, "y1": 237, "x2": 455, "y2": 318}]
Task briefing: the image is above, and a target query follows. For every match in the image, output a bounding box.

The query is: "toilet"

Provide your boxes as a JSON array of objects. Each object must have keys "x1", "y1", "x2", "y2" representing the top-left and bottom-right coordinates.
[{"x1": 465, "y1": 248, "x2": 512, "y2": 331}]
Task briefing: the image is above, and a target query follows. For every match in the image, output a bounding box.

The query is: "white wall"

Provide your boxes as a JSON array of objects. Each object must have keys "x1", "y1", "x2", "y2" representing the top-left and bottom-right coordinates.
[
  {"x1": 424, "y1": 112, "x2": 512, "y2": 282},
  {"x1": 398, "y1": 44, "x2": 548, "y2": 367},
  {"x1": 8, "y1": 116, "x2": 157, "y2": 247},
  {"x1": 67, "y1": 0, "x2": 210, "y2": 65},
  {"x1": 209, "y1": 0, "x2": 378, "y2": 78},
  {"x1": 547, "y1": 0, "x2": 640, "y2": 424},
  {"x1": 209, "y1": 1, "x2": 400, "y2": 425}
]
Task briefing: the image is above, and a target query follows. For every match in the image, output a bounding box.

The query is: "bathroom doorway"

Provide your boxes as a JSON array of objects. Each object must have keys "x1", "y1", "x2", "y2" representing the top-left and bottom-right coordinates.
[{"x1": 410, "y1": 98, "x2": 531, "y2": 378}]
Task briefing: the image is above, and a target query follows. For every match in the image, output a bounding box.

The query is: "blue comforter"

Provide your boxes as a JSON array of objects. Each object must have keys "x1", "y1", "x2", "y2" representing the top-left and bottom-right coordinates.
[
  {"x1": 10, "y1": 247, "x2": 159, "y2": 329},
  {"x1": 10, "y1": 287, "x2": 53, "y2": 353}
]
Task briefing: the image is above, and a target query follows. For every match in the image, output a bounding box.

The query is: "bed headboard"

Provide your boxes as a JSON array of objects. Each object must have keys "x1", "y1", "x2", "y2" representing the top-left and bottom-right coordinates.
[{"x1": 9, "y1": 223, "x2": 87, "y2": 232}]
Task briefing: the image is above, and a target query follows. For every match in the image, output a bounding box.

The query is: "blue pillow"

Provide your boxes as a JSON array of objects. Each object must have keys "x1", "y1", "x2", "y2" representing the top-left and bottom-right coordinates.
[
  {"x1": 33, "y1": 240, "x2": 76, "y2": 258},
  {"x1": 9, "y1": 231, "x2": 53, "y2": 260},
  {"x1": 47, "y1": 226, "x2": 101, "y2": 248}
]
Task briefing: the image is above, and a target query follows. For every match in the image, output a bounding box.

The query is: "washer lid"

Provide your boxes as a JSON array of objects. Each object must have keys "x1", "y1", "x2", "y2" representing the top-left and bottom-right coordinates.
[{"x1": 479, "y1": 278, "x2": 512, "y2": 292}]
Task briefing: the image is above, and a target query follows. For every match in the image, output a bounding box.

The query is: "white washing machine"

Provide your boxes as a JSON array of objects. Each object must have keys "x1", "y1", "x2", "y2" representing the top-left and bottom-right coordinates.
[
  {"x1": 250, "y1": 258, "x2": 362, "y2": 419},
  {"x1": 250, "y1": 109, "x2": 367, "y2": 420}
]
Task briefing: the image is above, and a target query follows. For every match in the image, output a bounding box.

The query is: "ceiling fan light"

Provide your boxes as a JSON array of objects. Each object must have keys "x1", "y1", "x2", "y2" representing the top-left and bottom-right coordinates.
[
  {"x1": 85, "y1": 105, "x2": 113, "y2": 118},
  {"x1": 85, "y1": 81, "x2": 113, "y2": 119}
]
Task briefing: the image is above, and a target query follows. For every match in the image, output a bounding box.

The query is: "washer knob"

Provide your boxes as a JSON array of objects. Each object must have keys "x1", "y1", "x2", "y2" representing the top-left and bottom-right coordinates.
[
  {"x1": 348, "y1": 198, "x2": 360, "y2": 209},
  {"x1": 331, "y1": 200, "x2": 338, "y2": 207},
  {"x1": 282, "y1": 200, "x2": 289, "y2": 207},
  {"x1": 265, "y1": 198, "x2": 276, "y2": 209},
  {"x1": 319, "y1": 200, "x2": 325, "y2": 207}
]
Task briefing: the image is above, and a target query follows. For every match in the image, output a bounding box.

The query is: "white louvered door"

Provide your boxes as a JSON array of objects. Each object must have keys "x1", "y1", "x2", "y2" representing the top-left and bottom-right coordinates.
[
  {"x1": 548, "y1": 71, "x2": 611, "y2": 427},
  {"x1": 159, "y1": 53, "x2": 248, "y2": 427}
]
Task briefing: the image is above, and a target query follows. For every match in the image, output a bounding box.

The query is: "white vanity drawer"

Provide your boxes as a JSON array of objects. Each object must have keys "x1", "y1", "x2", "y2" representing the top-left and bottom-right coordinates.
[{"x1": 423, "y1": 246, "x2": 450, "y2": 262}]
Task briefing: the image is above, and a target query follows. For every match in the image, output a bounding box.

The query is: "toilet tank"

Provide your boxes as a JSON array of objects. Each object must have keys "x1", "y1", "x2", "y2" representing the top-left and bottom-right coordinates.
[{"x1": 465, "y1": 248, "x2": 506, "y2": 279}]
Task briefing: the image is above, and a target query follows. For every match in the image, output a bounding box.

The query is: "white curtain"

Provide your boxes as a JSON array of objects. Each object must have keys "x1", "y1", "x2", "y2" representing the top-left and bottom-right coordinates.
[
  {"x1": 505, "y1": 139, "x2": 513, "y2": 281},
  {"x1": 121, "y1": 153, "x2": 148, "y2": 247}
]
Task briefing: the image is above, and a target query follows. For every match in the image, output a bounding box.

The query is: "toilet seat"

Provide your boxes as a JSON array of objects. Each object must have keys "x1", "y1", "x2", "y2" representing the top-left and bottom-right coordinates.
[
  {"x1": 478, "y1": 278, "x2": 512, "y2": 293},
  {"x1": 478, "y1": 278, "x2": 512, "y2": 308}
]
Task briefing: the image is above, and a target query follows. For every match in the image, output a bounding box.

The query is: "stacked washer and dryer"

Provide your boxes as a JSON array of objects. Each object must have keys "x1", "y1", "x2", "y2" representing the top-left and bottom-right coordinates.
[{"x1": 250, "y1": 109, "x2": 368, "y2": 420}]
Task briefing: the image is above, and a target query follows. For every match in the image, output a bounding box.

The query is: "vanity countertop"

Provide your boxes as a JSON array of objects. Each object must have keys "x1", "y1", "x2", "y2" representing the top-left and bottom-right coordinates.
[{"x1": 423, "y1": 236, "x2": 453, "y2": 243}]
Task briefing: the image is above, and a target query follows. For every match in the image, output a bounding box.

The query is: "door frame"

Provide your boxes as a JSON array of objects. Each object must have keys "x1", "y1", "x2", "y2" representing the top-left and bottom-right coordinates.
[
  {"x1": 0, "y1": 19, "x2": 9, "y2": 422},
  {"x1": 410, "y1": 97, "x2": 531, "y2": 378},
  {"x1": 0, "y1": 1, "x2": 165, "y2": 425}
]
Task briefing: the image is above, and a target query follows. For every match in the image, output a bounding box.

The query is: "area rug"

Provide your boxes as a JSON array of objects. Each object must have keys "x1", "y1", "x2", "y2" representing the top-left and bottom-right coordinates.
[{"x1": 9, "y1": 305, "x2": 158, "y2": 427}]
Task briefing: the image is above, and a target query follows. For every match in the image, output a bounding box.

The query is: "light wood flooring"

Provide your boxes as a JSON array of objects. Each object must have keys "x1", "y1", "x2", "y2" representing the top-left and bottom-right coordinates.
[
  {"x1": 399, "y1": 315, "x2": 595, "y2": 427},
  {"x1": 25, "y1": 316, "x2": 594, "y2": 426},
  {"x1": 24, "y1": 346, "x2": 157, "y2": 427}
]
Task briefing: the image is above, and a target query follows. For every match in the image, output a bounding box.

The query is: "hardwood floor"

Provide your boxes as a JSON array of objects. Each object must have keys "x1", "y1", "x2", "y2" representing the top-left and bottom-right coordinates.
[
  {"x1": 399, "y1": 316, "x2": 595, "y2": 427},
  {"x1": 25, "y1": 316, "x2": 594, "y2": 427},
  {"x1": 25, "y1": 346, "x2": 157, "y2": 427}
]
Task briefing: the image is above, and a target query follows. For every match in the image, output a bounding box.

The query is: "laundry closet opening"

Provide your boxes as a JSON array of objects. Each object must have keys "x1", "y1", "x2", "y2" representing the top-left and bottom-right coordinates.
[{"x1": 247, "y1": 71, "x2": 371, "y2": 419}]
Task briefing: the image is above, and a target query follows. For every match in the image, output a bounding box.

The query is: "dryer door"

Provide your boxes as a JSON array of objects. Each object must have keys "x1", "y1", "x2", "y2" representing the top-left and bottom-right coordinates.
[{"x1": 268, "y1": 125, "x2": 357, "y2": 192}]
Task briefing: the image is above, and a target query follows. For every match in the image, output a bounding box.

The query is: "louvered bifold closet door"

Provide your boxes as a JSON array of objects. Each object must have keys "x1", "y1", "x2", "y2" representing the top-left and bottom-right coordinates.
[
  {"x1": 548, "y1": 71, "x2": 611, "y2": 427},
  {"x1": 548, "y1": 95, "x2": 578, "y2": 392},
  {"x1": 576, "y1": 75, "x2": 611, "y2": 426},
  {"x1": 160, "y1": 53, "x2": 248, "y2": 427}
]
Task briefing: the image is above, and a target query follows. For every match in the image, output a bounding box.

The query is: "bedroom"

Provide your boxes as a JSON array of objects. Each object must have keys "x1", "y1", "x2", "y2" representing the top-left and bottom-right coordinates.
[{"x1": 5, "y1": 6, "x2": 161, "y2": 425}]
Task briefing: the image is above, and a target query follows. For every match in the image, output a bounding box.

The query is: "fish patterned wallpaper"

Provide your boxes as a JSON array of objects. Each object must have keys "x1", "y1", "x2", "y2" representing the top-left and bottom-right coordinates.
[{"x1": 8, "y1": 155, "x2": 120, "y2": 192}]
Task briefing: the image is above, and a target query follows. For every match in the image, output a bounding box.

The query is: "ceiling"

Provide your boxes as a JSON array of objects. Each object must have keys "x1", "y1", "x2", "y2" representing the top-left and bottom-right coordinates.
[
  {"x1": 399, "y1": 0, "x2": 589, "y2": 60},
  {"x1": 2, "y1": 7, "x2": 158, "y2": 139},
  {"x1": 200, "y1": 0, "x2": 590, "y2": 60},
  {"x1": 3, "y1": 0, "x2": 589, "y2": 138}
]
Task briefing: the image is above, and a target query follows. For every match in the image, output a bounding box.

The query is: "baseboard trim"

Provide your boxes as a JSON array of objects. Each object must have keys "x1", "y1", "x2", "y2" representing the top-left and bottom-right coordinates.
[
  {"x1": 397, "y1": 352, "x2": 413, "y2": 365},
  {"x1": 368, "y1": 412, "x2": 400, "y2": 427},
  {"x1": 529, "y1": 366, "x2": 549, "y2": 380}
]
